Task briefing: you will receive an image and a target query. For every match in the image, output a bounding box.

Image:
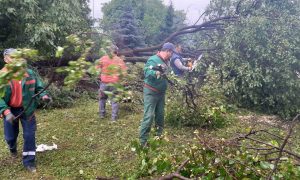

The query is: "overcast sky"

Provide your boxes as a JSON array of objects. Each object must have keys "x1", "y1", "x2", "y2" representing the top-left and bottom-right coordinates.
[{"x1": 88, "y1": 0, "x2": 211, "y2": 24}]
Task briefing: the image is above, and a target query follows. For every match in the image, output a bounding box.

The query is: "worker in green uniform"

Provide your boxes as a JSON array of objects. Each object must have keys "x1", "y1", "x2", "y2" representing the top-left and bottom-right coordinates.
[{"x1": 139, "y1": 42, "x2": 175, "y2": 146}]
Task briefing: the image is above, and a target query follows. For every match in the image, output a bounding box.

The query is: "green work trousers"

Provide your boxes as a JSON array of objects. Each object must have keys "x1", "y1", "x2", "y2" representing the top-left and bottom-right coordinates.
[{"x1": 139, "y1": 88, "x2": 165, "y2": 145}]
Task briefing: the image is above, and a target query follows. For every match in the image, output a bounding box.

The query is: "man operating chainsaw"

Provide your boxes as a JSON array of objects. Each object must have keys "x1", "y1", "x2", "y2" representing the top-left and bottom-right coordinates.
[{"x1": 170, "y1": 44, "x2": 192, "y2": 77}]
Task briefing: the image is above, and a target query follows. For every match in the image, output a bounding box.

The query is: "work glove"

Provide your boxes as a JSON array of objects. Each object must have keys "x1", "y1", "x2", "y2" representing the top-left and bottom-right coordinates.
[{"x1": 5, "y1": 113, "x2": 16, "y2": 124}]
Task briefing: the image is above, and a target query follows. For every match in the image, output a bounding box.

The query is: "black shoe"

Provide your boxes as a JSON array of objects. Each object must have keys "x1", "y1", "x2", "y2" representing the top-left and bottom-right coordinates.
[
  {"x1": 25, "y1": 166, "x2": 37, "y2": 173},
  {"x1": 111, "y1": 116, "x2": 118, "y2": 122},
  {"x1": 10, "y1": 152, "x2": 17, "y2": 158}
]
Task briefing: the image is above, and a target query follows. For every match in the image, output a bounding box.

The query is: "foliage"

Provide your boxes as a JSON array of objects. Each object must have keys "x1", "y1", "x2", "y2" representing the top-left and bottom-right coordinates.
[
  {"x1": 155, "y1": 3, "x2": 175, "y2": 43},
  {"x1": 129, "y1": 136, "x2": 174, "y2": 179},
  {"x1": 218, "y1": 0, "x2": 300, "y2": 118},
  {"x1": 121, "y1": 62, "x2": 144, "y2": 110},
  {"x1": 39, "y1": 82, "x2": 81, "y2": 108},
  {"x1": 175, "y1": 0, "x2": 300, "y2": 119},
  {"x1": 129, "y1": 126, "x2": 300, "y2": 179},
  {"x1": 109, "y1": 1, "x2": 145, "y2": 49},
  {"x1": 101, "y1": 0, "x2": 186, "y2": 46},
  {"x1": 166, "y1": 66, "x2": 233, "y2": 128},
  {"x1": 0, "y1": 0, "x2": 92, "y2": 56},
  {"x1": 55, "y1": 35, "x2": 130, "y2": 103},
  {"x1": 0, "y1": 49, "x2": 38, "y2": 97},
  {"x1": 56, "y1": 35, "x2": 96, "y2": 88},
  {"x1": 0, "y1": 98, "x2": 198, "y2": 179},
  {"x1": 1, "y1": 33, "x2": 130, "y2": 112},
  {"x1": 179, "y1": 132, "x2": 300, "y2": 179}
]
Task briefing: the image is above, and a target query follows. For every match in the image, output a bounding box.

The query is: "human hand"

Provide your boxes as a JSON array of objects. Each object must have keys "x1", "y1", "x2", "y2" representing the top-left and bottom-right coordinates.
[
  {"x1": 187, "y1": 61, "x2": 193, "y2": 68},
  {"x1": 156, "y1": 71, "x2": 161, "y2": 79},
  {"x1": 42, "y1": 95, "x2": 53, "y2": 104},
  {"x1": 5, "y1": 113, "x2": 16, "y2": 124}
]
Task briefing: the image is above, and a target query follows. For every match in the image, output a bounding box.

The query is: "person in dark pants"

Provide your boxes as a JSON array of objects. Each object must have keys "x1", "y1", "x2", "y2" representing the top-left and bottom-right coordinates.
[
  {"x1": 0, "y1": 48, "x2": 51, "y2": 173},
  {"x1": 139, "y1": 42, "x2": 175, "y2": 146}
]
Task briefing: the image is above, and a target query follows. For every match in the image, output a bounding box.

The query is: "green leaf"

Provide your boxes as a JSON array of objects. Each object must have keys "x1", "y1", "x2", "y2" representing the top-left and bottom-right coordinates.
[
  {"x1": 270, "y1": 140, "x2": 279, "y2": 147},
  {"x1": 55, "y1": 46, "x2": 64, "y2": 58},
  {"x1": 260, "y1": 161, "x2": 272, "y2": 169}
]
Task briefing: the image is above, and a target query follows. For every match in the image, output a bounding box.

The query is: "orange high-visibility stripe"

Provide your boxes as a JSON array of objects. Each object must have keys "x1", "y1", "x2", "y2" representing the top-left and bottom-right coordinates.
[{"x1": 25, "y1": 79, "x2": 36, "y2": 85}]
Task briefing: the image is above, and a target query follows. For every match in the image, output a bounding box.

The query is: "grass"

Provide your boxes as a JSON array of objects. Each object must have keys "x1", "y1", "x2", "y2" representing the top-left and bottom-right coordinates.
[
  {"x1": 0, "y1": 98, "x2": 197, "y2": 179},
  {"x1": 1, "y1": 98, "x2": 299, "y2": 179}
]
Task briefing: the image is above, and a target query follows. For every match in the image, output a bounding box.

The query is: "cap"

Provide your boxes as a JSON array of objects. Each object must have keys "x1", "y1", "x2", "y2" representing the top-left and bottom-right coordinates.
[
  {"x1": 3, "y1": 48, "x2": 17, "y2": 56},
  {"x1": 161, "y1": 42, "x2": 176, "y2": 52}
]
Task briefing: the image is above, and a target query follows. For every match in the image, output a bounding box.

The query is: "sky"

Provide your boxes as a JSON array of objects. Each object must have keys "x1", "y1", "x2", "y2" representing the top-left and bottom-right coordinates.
[
  {"x1": 164, "y1": 0, "x2": 211, "y2": 24},
  {"x1": 88, "y1": 0, "x2": 211, "y2": 24}
]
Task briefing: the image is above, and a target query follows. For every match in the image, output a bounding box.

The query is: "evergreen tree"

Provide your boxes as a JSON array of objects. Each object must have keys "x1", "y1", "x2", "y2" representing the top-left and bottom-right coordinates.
[
  {"x1": 101, "y1": 0, "x2": 186, "y2": 46},
  {"x1": 112, "y1": 1, "x2": 144, "y2": 49},
  {"x1": 156, "y1": 2, "x2": 175, "y2": 42}
]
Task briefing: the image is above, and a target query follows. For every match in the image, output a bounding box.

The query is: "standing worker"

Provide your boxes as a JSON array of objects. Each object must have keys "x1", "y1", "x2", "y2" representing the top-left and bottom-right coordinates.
[
  {"x1": 0, "y1": 48, "x2": 51, "y2": 173},
  {"x1": 97, "y1": 44, "x2": 127, "y2": 121},
  {"x1": 170, "y1": 44, "x2": 192, "y2": 76},
  {"x1": 139, "y1": 42, "x2": 175, "y2": 146}
]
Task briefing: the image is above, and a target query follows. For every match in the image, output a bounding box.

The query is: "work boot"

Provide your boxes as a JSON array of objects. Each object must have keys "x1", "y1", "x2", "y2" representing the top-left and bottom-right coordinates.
[
  {"x1": 111, "y1": 116, "x2": 117, "y2": 122},
  {"x1": 10, "y1": 149, "x2": 17, "y2": 158},
  {"x1": 10, "y1": 152, "x2": 17, "y2": 158},
  {"x1": 25, "y1": 166, "x2": 37, "y2": 173},
  {"x1": 111, "y1": 115, "x2": 118, "y2": 121},
  {"x1": 99, "y1": 114, "x2": 105, "y2": 119}
]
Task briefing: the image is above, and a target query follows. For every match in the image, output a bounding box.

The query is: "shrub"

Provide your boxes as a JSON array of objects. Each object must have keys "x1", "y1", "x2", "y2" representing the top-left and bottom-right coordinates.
[
  {"x1": 40, "y1": 83, "x2": 81, "y2": 108},
  {"x1": 128, "y1": 136, "x2": 175, "y2": 179},
  {"x1": 166, "y1": 67, "x2": 234, "y2": 128},
  {"x1": 129, "y1": 128, "x2": 300, "y2": 179},
  {"x1": 220, "y1": 1, "x2": 300, "y2": 118}
]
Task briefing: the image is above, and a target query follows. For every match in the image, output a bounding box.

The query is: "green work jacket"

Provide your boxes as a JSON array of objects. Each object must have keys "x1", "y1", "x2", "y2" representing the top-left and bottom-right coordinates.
[
  {"x1": 144, "y1": 55, "x2": 169, "y2": 93},
  {"x1": 0, "y1": 69, "x2": 47, "y2": 117}
]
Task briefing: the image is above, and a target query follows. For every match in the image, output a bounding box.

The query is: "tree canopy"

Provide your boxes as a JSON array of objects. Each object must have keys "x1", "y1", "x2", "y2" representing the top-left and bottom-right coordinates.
[
  {"x1": 101, "y1": 0, "x2": 186, "y2": 47},
  {"x1": 0, "y1": 0, "x2": 92, "y2": 56},
  {"x1": 217, "y1": 0, "x2": 300, "y2": 117}
]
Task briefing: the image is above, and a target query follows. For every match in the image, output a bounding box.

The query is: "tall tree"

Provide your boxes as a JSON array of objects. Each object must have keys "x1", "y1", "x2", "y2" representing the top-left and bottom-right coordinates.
[
  {"x1": 0, "y1": 0, "x2": 92, "y2": 56},
  {"x1": 101, "y1": 0, "x2": 186, "y2": 46},
  {"x1": 156, "y1": 2, "x2": 175, "y2": 43},
  {"x1": 203, "y1": 0, "x2": 300, "y2": 117},
  {"x1": 111, "y1": 1, "x2": 145, "y2": 49}
]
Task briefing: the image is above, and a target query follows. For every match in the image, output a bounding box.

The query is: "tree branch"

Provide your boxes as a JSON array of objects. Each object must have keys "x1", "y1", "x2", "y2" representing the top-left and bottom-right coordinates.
[
  {"x1": 268, "y1": 114, "x2": 300, "y2": 179},
  {"x1": 158, "y1": 159, "x2": 191, "y2": 180},
  {"x1": 118, "y1": 16, "x2": 238, "y2": 56}
]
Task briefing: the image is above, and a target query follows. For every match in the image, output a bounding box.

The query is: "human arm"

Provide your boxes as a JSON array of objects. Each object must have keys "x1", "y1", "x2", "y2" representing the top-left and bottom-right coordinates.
[
  {"x1": 0, "y1": 98, "x2": 15, "y2": 123},
  {"x1": 144, "y1": 58, "x2": 159, "y2": 79},
  {"x1": 0, "y1": 98, "x2": 10, "y2": 118},
  {"x1": 28, "y1": 69, "x2": 50, "y2": 101},
  {"x1": 0, "y1": 87, "x2": 15, "y2": 122},
  {"x1": 0, "y1": 84, "x2": 11, "y2": 117},
  {"x1": 174, "y1": 58, "x2": 191, "y2": 71}
]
